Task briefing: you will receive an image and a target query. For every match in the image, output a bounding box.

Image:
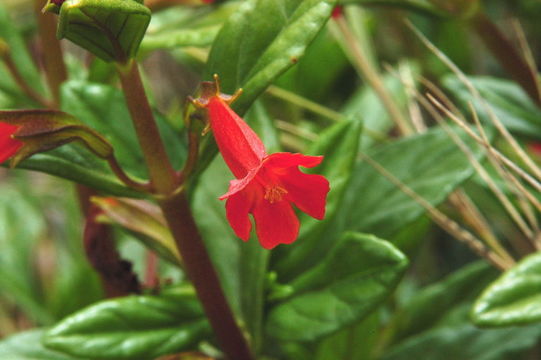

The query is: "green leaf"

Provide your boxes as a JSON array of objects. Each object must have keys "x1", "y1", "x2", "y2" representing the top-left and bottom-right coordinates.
[
  {"x1": 43, "y1": 286, "x2": 211, "y2": 360},
  {"x1": 382, "y1": 322, "x2": 541, "y2": 360},
  {"x1": 392, "y1": 261, "x2": 497, "y2": 341},
  {"x1": 266, "y1": 232, "x2": 408, "y2": 342},
  {"x1": 472, "y1": 251, "x2": 541, "y2": 327},
  {"x1": 55, "y1": 0, "x2": 151, "y2": 62},
  {"x1": 17, "y1": 145, "x2": 139, "y2": 197},
  {"x1": 314, "y1": 312, "x2": 380, "y2": 360},
  {"x1": 0, "y1": 330, "x2": 89, "y2": 360},
  {"x1": 443, "y1": 75, "x2": 541, "y2": 138},
  {"x1": 340, "y1": 125, "x2": 486, "y2": 238},
  {"x1": 272, "y1": 118, "x2": 362, "y2": 278},
  {"x1": 206, "y1": 0, "x2": 336, "y2": 114},
  {"x1": 0, "y1": 182, "x2": 52, "y2": 324}
]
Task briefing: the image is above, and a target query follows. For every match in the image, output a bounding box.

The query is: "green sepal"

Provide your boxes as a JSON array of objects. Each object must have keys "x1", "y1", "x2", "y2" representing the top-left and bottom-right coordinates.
[
  {"x1": 53, "y1": 0, "x2": 151, "y2": 62},
  {"x1": 0, "y1": 109, "x2": 112, "y2": 167}
]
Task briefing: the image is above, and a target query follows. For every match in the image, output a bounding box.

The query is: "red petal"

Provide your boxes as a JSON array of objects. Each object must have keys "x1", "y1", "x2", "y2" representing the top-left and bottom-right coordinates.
[
  {"x1": 0, "y1": 123, "x2": 22, "y2": 163},
  {"x1": 208, "y1": 97, "x2": 266, "y2": 178},
  {"x1": 225, "y1": 191, "x2": 252, "y2": 241},
  {"x1": 252, "y1": 200, "x2": 299, "y2": 249},
  {"x1": 282, "y1": 168, "x2": 329, "y2": 220},
  {"x1": 263, "y1": 152, "x2": 323, "y2": 169},
  {"x1": 219, "y1": 167, "x2": 260, "y2": 200}
]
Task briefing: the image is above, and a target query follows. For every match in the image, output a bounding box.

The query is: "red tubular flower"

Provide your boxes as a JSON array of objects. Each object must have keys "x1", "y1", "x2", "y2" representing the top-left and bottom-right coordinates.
[
  {"x1": 192, "y1": 77, "x2": 330, "y2": 249},
  {"x1": 0, "y1": 122, "x2": 22, "y2": 164}
]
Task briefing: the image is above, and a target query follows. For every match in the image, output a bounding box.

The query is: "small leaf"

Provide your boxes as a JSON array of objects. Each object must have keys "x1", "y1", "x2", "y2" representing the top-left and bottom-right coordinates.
[
  {"x1": 92, "y1": 197, "x2": 181, "y2": 266},
  {"x1": 54, "y1": 0, "x2": 151, "y2": 62},
  {"x1": 472, "y1": 251, "x2": 541, "y2": 327},
  {"x1": 0, "y1": 329, "x2": 89, "y2": 360},
  {"x1": 266, "y1": 232, "x2": 408, "y2": 342},
  {"x1": 43, "y1": 286, "x2": 211, "y2": 360}
]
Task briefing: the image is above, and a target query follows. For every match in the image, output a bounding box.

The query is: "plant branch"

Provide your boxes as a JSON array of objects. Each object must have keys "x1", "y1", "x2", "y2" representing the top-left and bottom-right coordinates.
[
  {"x1": 117, "y1": 60, "x2": 253, "y2": 359},
  {"x1": 116, "y1": 60, "x2": 177, "y2": 194},
  {"x1": 160, "y1": 194, "x2": 254, "y2": 360},
  {"x1": 34, "y1": 0, "x2": 68, "y2": 107}
]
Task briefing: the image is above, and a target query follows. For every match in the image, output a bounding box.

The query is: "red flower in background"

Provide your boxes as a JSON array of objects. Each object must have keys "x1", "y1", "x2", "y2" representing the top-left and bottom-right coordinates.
[
  {"x1": 192, "y1": 78, "x2": 329, "y2": 249},
  {"x1": 0, "y1": 122, "x2": 22, "y2": 164}
]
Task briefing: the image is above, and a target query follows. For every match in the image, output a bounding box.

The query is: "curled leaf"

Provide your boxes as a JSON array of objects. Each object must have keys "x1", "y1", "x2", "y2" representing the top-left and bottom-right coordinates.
[{"x1": 0, "y1": 109, "x2": 112, "y2": 167}]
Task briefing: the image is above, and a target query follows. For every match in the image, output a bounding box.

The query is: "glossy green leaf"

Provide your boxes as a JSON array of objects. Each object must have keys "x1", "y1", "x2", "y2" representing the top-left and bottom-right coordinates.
[
  {"x1": 266, "y1": 232, "x2": 408, "y2": 342},
  {"x1": 392, "y1": 261, "x2": 497, "y2": 341},
  {"x1": 206, "y1": 0, "x2": 336, "y2": 114},
  {"x1": 0, "y1": 330, "x2": 89, "y2": 360},
  {"x1": 472, "y1": 251, "x2": 541, "y2": 327},
  {"x1": 340, "y1": 126, "x2": 486, "y2": 238},
  {"x1": 382, "y1": 322, "x2": 541, "y2": 360},
  {"x1": 43, "y1": 286, "x2": 211, "y2": 360},
  {"x1": 272, "y1": 118, "x2": 362, "y2": 278},
  {"x1": 55, "y1": 0, "x2": 151, "y2": 62},
  {"x1": 443, "y1": 75, "x2": 541, "y2": 138}
]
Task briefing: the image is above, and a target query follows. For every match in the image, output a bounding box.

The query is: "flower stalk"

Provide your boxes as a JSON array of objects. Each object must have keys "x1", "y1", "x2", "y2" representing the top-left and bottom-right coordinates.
[{"x1": 117, "y1": 63, "x2": 254, "y2": 360}]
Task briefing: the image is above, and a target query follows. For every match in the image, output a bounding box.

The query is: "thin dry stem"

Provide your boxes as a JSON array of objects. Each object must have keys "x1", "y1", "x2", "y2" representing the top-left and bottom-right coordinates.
[
  {"x1": 428, "y1": 96, "x2": 535, "y2": 240},
  {"x1": 334, "y1": 16, "x2": 413, "y2": 135},
  {"x1": 428, "y1": 94, "x2": 541, "y2": 192},
  {"x1": 408, "y1": 21, "x2": 541, "y2": 182}
]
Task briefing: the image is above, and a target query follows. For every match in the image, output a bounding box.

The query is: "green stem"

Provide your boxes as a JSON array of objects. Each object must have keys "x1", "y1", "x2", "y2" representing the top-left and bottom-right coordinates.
[
  {"x1": 116, "y1": 60, "x2": 177, "y2": 194},
  {"x1": 160, "y1": 194, "x2": 254, "y2": 360},
  {"x1": 117, "y1": 60, "x2": 254, "y2": 360},
  {"x1": 35, "y1": 0, "x2": 68, "y2": 107}
]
